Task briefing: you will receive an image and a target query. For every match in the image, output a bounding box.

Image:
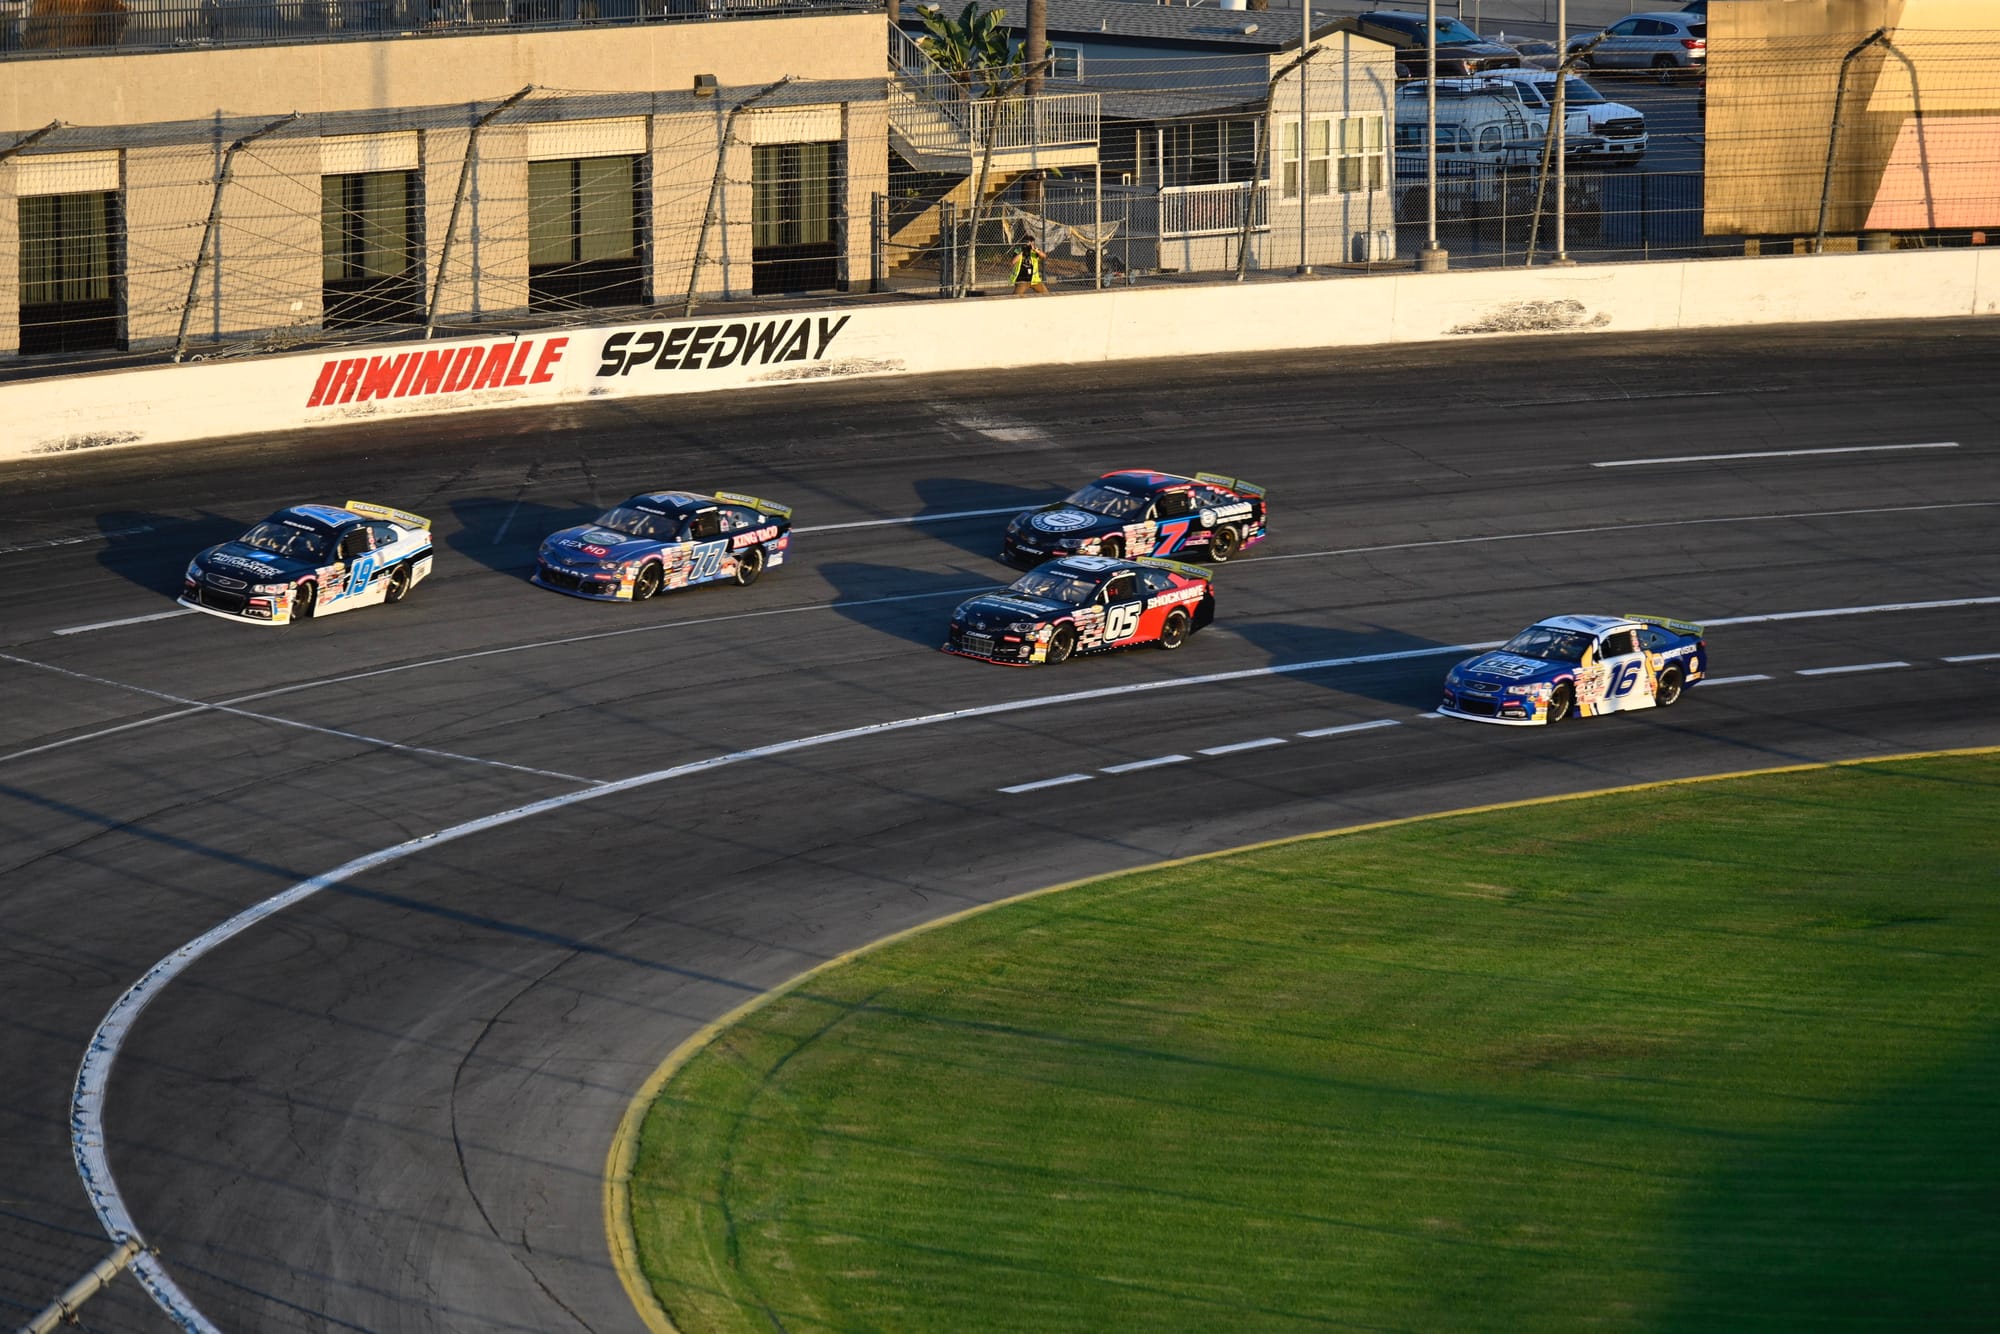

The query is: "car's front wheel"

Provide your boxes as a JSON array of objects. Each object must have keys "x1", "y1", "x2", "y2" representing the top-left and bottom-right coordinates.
[
  {"x1": 632, "y1": 562, "x2": 662, "y2": 601},
  {"x1": 385, "y1": 563, "x2": 412, "y2": 604},
  {"x1": 293, "y1": 581, "x2": 317, "y2": 621},
  {"x1": 1098, "y1": 536, "x2": 1123, "y2": 560},
  {"x1": 1545, "y1": 683, "x2": 1575, "y2": 724},
  {"x1": 1045, "y1": 624, "x2": 1077, "y2": 665},
  {"x1": 1209, "y1": 526, "x2": 1242, "y2": 562},
  {"x1": 1656, "y1": 665, "x2": 1684, "y2": 707},
  {"x1": 733, "y1": 545, "x2": 765, "y2": 587},
  {"x1": 1157, "y1": 609, "x2": 1191, "y2": 651}
]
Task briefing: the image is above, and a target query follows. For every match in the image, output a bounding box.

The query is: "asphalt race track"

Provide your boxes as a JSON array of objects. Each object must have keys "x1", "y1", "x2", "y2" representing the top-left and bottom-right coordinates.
[{"x1": 3, "y1": 317, "x2": 1997, "y2": 1333}]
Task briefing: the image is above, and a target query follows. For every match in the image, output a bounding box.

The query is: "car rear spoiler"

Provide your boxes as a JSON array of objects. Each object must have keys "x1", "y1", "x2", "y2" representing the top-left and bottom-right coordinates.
[
  {"x1": 1195, "y1": 471, "x2": 1266, "y2": 497},
  {"x1": 714, "y1": 490, "x2": 793, "y2": 519},
  {"x1": 1133, "y1": 556, "x2": 1212, "y2": 581},
  {"x1": 1621, "y1": 612, "x2": 1704, "y2": 637},
  {"x1": 344, "y1": 500, "x2": 431, "y2": 530}
]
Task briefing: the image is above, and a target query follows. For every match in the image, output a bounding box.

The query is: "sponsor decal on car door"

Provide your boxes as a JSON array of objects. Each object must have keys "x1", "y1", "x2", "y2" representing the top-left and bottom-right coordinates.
[{"x1": 1582, "y1": 629, "x2": 1654, "y2": 715}]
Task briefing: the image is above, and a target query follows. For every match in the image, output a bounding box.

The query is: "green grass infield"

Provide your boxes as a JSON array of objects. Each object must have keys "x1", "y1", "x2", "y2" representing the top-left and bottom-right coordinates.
[{"x1": 628, "y1": 752, "x2": 2000, "y2": 1331}]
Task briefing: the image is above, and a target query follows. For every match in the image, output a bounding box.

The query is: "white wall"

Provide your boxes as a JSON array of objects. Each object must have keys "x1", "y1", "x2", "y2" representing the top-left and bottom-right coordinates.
[{"x1": 7, "y1": 248, "x2": 1996, "y2": 462}]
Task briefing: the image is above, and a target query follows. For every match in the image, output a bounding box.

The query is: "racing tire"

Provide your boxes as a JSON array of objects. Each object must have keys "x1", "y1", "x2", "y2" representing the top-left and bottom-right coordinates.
[
  {"x1": 1545, "y1": 683, "x2": 1575, "y2": 725},
  {"x1": 733, "y1": 544, "x2": 765, "y2": 587},
  {"x1": 1046, "y1": 624, "x2": 1077, "y2": 665},
  {"x1": 1656, "y1": 666, "x2": 1684, "y2": 708},
  {"x1": 1157, "y1": 610, "x2": 1191, "y2": 651},
  {"x1": 1098, "y1": 537, "x2": 1123, "y2": 560},
  {"x1": 1208, "y1": 526, "x2": 1242, "y2": 563},
  {"x1": 632, "y1": 562, "x2": 662, "y2": 602},
  {"x1": 293, "y1": 581, "x2": 317, "y2": 621},
  {"x1": 385, "y1": 563, "x2": 412, "y2": 604}
]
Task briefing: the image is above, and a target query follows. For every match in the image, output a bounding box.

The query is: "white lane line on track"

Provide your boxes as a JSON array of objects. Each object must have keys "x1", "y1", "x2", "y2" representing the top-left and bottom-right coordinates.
[
  {"x1": 796, "y1": 505, "x2": 1028, "y2": 534},
  {"x1": 1943, "y1": 652, "x2": 2000, "y2": 663},
  {"x1": 66, "y1": 588, "x2": 2000, "y2": 1329},
  {"x1": 999, "y1": 773, "x2": 1094, "y2": 794},
  {"x1": 0, "y1": 653, "x2": 598, "y2": 784},
  {"x1": 1700, "y1": 674, "x2": 1774, "y2": 686},
  {"x1": 1592, "y1": 442, "x2": 1959, "y2": 468},
  {"x1": 0, "y1": 523, "x2": 156, "y2": 557},
  {"x1": 1200, "y1": 737, "x2": 1288, "y2": 756},
  {"x1": 1102, "y1": 754, "x2": 1190, "y2": 774},
  {"x1": 1298, "y1": 719, "x2": 1402, "y2": 739},
  {"x1": 52, "y1": 609, "x2": 195, "y2": 637},
  {"x1": 1705, "y1": 597, "x2": 2000, "y2": 627},
  {"x1": 1797, "y1": 661, "x2": 1911, "y2": 676}
]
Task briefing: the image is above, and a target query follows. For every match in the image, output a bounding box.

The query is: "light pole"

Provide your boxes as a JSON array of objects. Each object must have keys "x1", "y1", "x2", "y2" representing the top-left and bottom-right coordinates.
[
  {"x1": 1417, "y1": 0, "x2": 1448, "y2": 270},
  {"x1": 1297, "y1": 0, "x2": 1312, "y2": 274}
]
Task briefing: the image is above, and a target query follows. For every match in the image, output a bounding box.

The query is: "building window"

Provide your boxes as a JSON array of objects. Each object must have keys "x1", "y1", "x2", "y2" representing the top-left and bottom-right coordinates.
[
  {"x1": 751, "y1": 142, "x2": 843, "y2": 295},
  {"x1": 1279, "y1": 118, "x2": 1330, "y2": 199},
  {"x1": 527, "y1": 155, "x2": 645, "y2": 310},
  {"x1": 18, "y1": 191, "x2": 123, "y2": 355},
  {"x1": 1335, "y1": 115, "x2": 1387, "y2": 193},
  {"x1": 1051, "y1": 45, "x2": 1082, "y2": 78},
  {"x1": 1146, "y1": 120, "x2": 1262, "y2": 188},
  {"x1": 321, "y1": 170, "x2": 422, "y2": 326}
]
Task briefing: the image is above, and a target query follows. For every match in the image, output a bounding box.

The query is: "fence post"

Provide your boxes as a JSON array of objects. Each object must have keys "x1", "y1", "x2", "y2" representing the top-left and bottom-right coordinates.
[
  {"x1": 173, "y1": 111, "x2": 298, "y2": 362},
  {"x1": 21, "y1": 1237, "x2": 144, "y2": 1334},
  {"x1": 684, "y1": 76, "x2": 791, "y2": 317},
  {"x1": 938, "y1": 199, "x2": 957, "y2": 296},
  {"x1": 870, "y1": 192, "x2": 885, "y2": 293},
  {"x1": 425, "y1": 85, "x2": 533, "y2": 339}
]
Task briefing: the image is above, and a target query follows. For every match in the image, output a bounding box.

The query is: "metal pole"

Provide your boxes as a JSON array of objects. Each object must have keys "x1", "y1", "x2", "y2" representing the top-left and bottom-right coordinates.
[
  {"x1": 173, "y1": 111, "x2": 298, "y2": 362},
  {"x1": 1296, "y1": 0, "x2": 1311, "y2": 273},
  {"x1": 1816, "y1": 28, "x2": 1889, "y2": 254},
  {"x1": 0, "y1": 120, "x2": 63, "y2": 163},
  {"x1": 425, "y1": 85, "x2": 532, "y2": 338},
  {"x1": 1417, "y1": 0, "x2": 1446, "y2": 270},
  {"x1": 1094, "y1": 157, "x2": 1104, "y2": 289},
  {"x1": 22, "y1": 1238, "x2": 144, "y2": 1334},
  {"x1": 1554, "y1": 0, "x2": 1569, "y2": 262}
]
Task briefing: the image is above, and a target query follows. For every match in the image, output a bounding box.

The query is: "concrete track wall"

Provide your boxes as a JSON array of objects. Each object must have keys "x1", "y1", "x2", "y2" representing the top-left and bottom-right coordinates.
[{"x1": 6, "y1": 248, "x2": 1995, "y2": 461}]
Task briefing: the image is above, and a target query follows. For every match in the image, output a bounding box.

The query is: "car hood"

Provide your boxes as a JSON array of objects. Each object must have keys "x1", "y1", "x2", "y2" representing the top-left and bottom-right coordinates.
[
  {"x1": 195, "y1": 542, "x2": 318, "y2": 582},
  {"x1": 953, "y1": 592, "x2": 1073, "y2": 628},
  {"x1": 542, "y1": 526, "x2": 664, "y2": 564},
  {"x1": 1014, "y1": 505, "x2": 1121, "y2": 539},
  {"x1": 1440, "y1": 39, "x2": 1520, "y2": 57},
  {"x1": 1448, "y1": 650, "x2": 1570, "y2": 687}
]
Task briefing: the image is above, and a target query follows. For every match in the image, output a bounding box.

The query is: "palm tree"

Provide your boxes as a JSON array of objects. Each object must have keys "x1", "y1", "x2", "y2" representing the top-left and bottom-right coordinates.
[{"x1": 915, "y1": 2, "x2": 1017, "y2": 96}]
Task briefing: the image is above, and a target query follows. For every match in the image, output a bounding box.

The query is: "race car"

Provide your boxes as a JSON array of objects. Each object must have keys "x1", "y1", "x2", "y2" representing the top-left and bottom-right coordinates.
[
  {"x1": 1001, "y1": 469, "x2": 1267, "y2": 568},
  {"x1": 179, "y1": 500, "x2": 433, "y2": 626},
  {"x1": 533, "y1": 490, "x2": 792, "y2": 601},
  {"x1": 944, "y1": 553, "x2": 1215, "y2": 665},
  {"x1": 1438, "y1": 613, "x2": 1707, "y2": 725}
]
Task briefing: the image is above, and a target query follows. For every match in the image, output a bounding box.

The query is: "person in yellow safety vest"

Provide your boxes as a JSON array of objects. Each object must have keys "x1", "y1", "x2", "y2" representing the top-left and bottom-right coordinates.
[{"x1": 1011, "y1": 242, "x2": 1049, "y2": 296}]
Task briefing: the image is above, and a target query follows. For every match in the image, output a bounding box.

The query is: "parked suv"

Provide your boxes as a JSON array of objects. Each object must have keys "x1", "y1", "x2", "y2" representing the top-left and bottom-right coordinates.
[
  {"x1": 1480, "y1": 70, "x2": 1648, "y2": 164},
  {"x1": 1567, "y1": 11, "x2": 1706, "y2": 73},
  {"x1": 1355, "y1": 11, "x2": 1523, "y2": 77}
]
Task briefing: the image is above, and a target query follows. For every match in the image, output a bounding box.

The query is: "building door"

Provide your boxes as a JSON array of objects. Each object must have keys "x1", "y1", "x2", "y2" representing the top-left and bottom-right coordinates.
[
  {"x1": 18, "y1": 190, "x2": 122, "y2": 355},
  {"x1": 752, "y1": 142, "x2": 843, "y2": 295},
  {"x1": 321, "y1": 170, "x2": 423, "y2": 327},
  {"x1": 527, "y1": 155, "x2": 645, "y2": 311}
]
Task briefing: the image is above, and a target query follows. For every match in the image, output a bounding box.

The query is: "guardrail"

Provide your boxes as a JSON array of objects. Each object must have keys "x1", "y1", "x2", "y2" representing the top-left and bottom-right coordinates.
[
  {"x1": 0, "y1": 0, "x2": 877, "y2": 58},
  {"x1": 964, "y1": 90, "x2": 1098, "y2": 153},
  {"x1": 1160, "y1": 180, "x2": 1266, "y2": 239}
]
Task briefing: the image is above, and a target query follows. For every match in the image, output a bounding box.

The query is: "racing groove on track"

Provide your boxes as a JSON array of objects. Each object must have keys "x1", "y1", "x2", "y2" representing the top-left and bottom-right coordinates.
[{"x1": 2, "y1": 319, "x2": 1998, "y2": 1332}]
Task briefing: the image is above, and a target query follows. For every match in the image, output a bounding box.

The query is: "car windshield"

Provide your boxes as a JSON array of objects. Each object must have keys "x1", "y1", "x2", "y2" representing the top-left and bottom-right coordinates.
[
  {"x1": 1431, "y1": 18, "x2": 1482, "y2": 42},
  {"x1": 237, "y1": 519, "x2": 330, "y2": 561},
  {"x1": 1502, "y1": 626, "x2": 1594, "y2": 663},
  {"x1": 1561, "y1": 77, "x2": 1608, "y2": 104},
  {"x1": 591, "y1": 505, "x2": 681, "y2": 540},
  {"x1": 1517, "y1": 39, "x2": 1556, "y2": 54},
  {"x1": 1063, "y1": 484, "x2": 1149, "y2": 521},
  {"x1": 1008, "y1": 569, "x2": 1103, "y2": 606}
]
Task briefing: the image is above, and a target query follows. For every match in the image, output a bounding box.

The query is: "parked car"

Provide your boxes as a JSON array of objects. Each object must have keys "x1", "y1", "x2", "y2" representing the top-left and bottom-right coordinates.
[
  {"x1": 1491, "y1": 34, "x2": 1561, "y2": 70},
  {"x1": 1355, "y1": 10, "x2": 1523, "y2": 76},
  {"x1": 1479, "y1": 70, "x2": 1648, "y2": 164},
  {"x1": 1567, "y1": 11, "x2": 1706, "y2": 74}
]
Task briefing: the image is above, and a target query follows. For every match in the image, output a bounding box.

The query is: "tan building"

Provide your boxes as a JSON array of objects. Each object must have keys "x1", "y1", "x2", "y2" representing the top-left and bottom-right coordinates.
[{"x1": 0, "y1": 6, "x2": 896, "y2": 356}]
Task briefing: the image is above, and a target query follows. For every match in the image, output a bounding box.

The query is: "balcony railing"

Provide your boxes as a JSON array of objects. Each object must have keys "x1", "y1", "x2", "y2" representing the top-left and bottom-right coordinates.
[
  {"x1": 0, "y1": 0, "x2": 878, "y2": 59},
  {"x1": 1160, "y1": 180, "x2": 1266, "y2": 238}
]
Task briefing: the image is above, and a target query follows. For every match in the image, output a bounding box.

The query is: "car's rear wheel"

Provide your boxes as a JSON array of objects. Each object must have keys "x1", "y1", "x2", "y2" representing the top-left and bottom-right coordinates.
[
  {"x1": 1098, "y1": 536, "x2": 1123, "y2": 560},
  {"x1": 733, "y1": 545, "x2": 765, "y2": 587},
  {"x1": 1656, "y1": 665, "x2": 1684, "y2": 707},
  {"x1": 1545, "y1": 682, "x2": 1575, "y2": 724},
  {"x1": 1652, "y1": 54, "x2": 1677, "y2": 80},
  {"x1": 633, "y1": 562, "x2": 662, "y2": 601},
  {"x1": 1046, "y1": 624, "x2": 1077, "y2": 665},
  {"x1": 1209, "y1": 526, "x2": 1242, "y2": 562},
  {"x1": 385, "y1": 563, "x2": 412, "y2": 604},
  {"x1": 293, "y1": 581, "x2": 316, "y2": 621},
  {"x1": 1157, "y1": 610, "x2": 1191, "y2": 651}
]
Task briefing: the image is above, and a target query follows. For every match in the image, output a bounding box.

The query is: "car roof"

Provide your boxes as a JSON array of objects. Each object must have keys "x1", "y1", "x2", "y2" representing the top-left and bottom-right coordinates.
[
  {"x1": 1046, "y1": 554, "x2": 1128, "y2": 575},
  {"x1": 626, "y1": 491, "x2": 715, "y2": 515},
  {"x1": 279, "y1": 504, "x2": 354, "y2": 530},
  {"x1": 1097, "y1": 469, "x2": 1195, "y2": 492},
  {"x1": 1535, "y1": 614, "x2": 1628, "y2": 635}
]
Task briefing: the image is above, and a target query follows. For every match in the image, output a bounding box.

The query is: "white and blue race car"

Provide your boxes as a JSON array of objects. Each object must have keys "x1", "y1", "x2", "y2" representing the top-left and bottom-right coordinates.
[
  {"x1": 532, "y1": 490, "x2": 792, "y2": 601},
  {"x1": 1439, "y1": 613, "x2": 1707, "y2": 725},
  {"x1": 180, "y1": 500, "x2": 433, "y2": 626}
]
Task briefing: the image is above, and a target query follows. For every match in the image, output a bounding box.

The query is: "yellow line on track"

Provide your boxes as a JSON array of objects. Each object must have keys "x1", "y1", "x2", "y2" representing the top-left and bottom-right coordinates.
[{"x1": 601, "y1": 742, "x2": 2000, "y2": 1332}]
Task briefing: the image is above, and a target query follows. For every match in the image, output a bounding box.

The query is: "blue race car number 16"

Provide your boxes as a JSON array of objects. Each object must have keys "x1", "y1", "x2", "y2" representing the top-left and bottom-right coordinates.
[{"x1": 1606, "y1": 661, "x2": 1643, "y2": 697}]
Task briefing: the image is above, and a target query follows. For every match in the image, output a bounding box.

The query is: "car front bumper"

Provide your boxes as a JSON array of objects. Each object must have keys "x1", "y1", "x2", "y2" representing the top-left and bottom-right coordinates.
[{"x1": 532, "y1": 564, "x2": 632, "y2": 601}]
